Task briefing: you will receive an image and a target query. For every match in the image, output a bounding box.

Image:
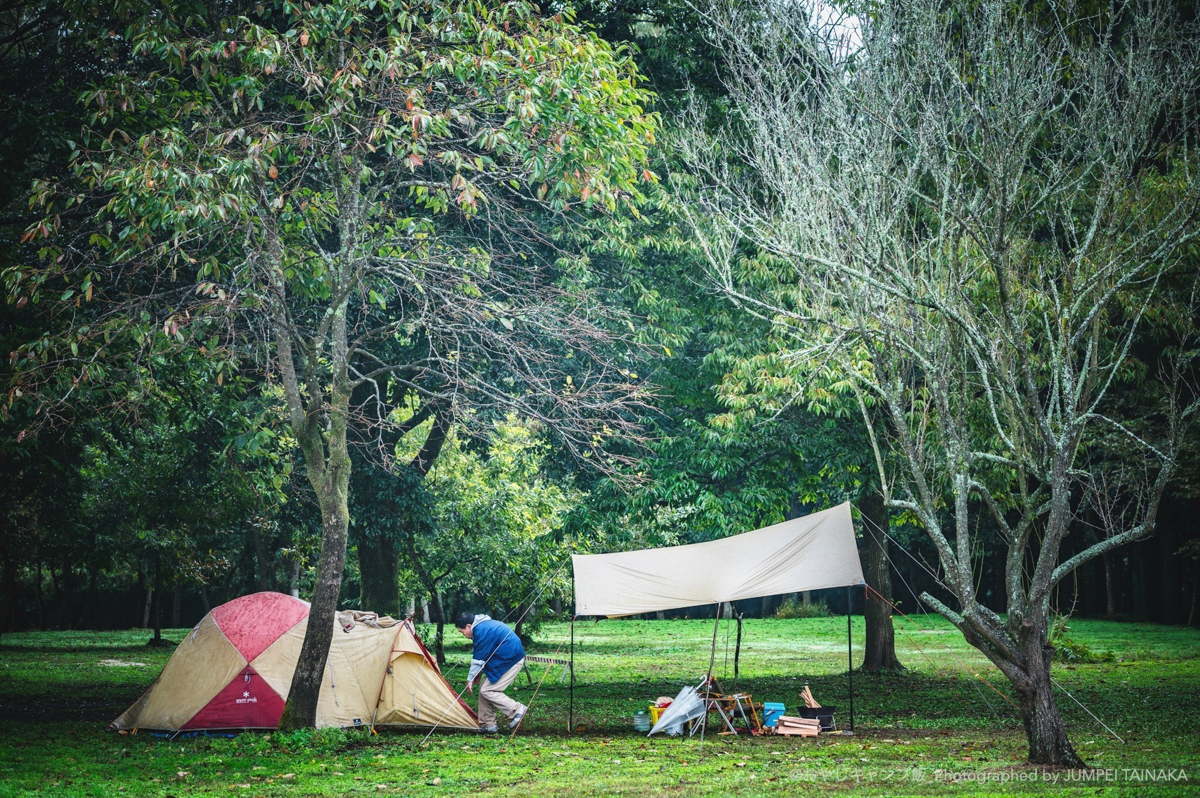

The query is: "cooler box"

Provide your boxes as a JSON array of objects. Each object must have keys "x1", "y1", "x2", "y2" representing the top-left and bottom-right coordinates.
[{"x1": 763, "y1": 702, "x2": 786, "y2": 728}]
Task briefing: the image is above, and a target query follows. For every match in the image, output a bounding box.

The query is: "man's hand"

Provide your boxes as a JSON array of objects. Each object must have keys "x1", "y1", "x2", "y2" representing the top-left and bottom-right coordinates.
[{"x1": 465, "y1": 679, "x2": 474, "y2": 695}]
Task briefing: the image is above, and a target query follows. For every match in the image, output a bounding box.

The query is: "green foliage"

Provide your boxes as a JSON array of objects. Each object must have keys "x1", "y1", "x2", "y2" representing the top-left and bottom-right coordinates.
[
  {"x1": 774, "y1": 596, "x2": 832, "y2": 619},
  {"x1": 1049, "y1": 617, "x2": 1116, "y2": 665},
  {"x1": 416, "y1": 416, "x2": 579, "y2": 631}
]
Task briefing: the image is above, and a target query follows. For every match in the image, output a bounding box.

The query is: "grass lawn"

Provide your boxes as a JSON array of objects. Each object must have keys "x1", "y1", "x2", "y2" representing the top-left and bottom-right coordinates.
[{"x1": 1, "y1": 614, "x2": 1198, "y2": 796}]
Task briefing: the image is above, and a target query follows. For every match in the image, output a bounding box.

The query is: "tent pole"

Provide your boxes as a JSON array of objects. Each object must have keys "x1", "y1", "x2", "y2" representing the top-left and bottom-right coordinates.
[
  {"x1": 699, "y1": 602, "x2": 722, "y2": 756},
  {"x1": 847, "y1": 585, "x2": 854, "y2": 733},
  {"x1": 705, "y1": 602, "x2": 721, "y2": 683},
  {"x1": 569, "y1": 613, "x2": 576, "y2": 734}
]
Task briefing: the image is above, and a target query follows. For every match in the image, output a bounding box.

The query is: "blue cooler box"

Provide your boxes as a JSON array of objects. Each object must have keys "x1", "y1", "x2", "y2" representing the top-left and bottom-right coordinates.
[{"x1": 763, "y1": 702, "x2": 786, "y2": 728}]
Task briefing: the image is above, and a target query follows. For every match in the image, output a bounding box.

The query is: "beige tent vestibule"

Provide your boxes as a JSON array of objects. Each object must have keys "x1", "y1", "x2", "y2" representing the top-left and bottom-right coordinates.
[{"x1": 111, "y1": 592, "x2": 477, "y2": 733}]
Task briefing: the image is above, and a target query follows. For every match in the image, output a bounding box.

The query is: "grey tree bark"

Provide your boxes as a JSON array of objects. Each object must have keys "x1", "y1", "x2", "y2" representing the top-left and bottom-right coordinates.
[{"x1": 859, "y1": 487, "x2": 902, "y2": 672}]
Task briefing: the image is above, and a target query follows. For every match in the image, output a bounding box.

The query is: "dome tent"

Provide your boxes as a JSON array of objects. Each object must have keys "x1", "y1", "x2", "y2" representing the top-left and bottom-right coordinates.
[{"x1": 110, "y1": 592, "x2": 477, "y2": 732}]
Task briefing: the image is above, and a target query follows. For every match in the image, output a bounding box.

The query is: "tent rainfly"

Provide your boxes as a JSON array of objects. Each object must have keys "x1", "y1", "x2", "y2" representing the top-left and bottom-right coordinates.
[
  {"x1": 572, "y1": 501, "x2": 865, "y2": 616},
  {"x1": 111, "y1": 592, "x2": 478, "y2": 732}
]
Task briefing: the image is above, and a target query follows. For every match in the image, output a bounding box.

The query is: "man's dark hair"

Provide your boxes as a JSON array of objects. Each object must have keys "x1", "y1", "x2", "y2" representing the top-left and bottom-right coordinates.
[{"x1": 454, "y1": 612, "x2": 475, "y2": 630}]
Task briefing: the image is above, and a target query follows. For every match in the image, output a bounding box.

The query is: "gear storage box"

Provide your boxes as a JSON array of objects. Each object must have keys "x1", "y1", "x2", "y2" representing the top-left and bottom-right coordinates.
[{"x1": 763, "y1": 702, "x2": 786, "y2": 727}]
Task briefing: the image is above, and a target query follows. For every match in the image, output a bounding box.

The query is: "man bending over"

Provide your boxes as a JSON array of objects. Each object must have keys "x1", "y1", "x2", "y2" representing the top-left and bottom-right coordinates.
[{"x1": 455, "y1": 612, "x2": 527, "y2": 733}]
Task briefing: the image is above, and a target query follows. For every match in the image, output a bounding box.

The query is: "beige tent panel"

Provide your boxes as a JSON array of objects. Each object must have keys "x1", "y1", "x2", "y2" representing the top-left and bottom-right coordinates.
[
  {"x1": 111, "y1": 613, "x2": 246, "y2": 730},
  {"x1": 313, "y1": 625, "x2": 399, "y2": 728},
  {"x1": 248, "y1": 620, "x2": 305, "y2": 702},
  {"x1": 375, "y1": 650, "x2": 478, "y2": 729}
]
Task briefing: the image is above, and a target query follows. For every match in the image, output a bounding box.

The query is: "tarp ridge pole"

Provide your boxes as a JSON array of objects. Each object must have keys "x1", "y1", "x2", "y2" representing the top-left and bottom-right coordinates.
[{"x1": 847, "y1": 584, "x2": 854, "y2": 733}]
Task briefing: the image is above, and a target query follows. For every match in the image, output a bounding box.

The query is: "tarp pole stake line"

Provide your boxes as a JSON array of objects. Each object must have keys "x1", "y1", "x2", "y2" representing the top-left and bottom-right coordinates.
[
  {"x1": 847, "y1": 584, "x2": 854, "y2": 733},
  {"x1": 569, "y1": 612, "x2": 576, "y2": 734}
]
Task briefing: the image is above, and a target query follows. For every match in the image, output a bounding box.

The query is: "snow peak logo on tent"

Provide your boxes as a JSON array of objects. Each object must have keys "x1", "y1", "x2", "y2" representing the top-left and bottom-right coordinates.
[{"x1": 236, "y1": 690, "x2": 259, "y2": 705}]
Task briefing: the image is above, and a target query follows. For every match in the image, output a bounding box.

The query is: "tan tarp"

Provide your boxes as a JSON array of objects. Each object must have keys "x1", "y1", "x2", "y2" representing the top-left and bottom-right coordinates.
[{"x1": 572, "y1": 501, "x2": 864, "y2": 616}]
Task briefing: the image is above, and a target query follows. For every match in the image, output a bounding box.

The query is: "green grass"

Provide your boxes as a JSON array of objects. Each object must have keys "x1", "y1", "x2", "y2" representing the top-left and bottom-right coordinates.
[{"x1": 1, "y1": 615, "x2": 1198, "y2": 796}]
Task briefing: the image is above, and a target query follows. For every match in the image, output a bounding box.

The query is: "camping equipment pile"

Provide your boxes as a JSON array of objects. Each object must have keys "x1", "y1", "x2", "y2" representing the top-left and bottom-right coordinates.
[{"x1": 645, "y1": 678, "x2": 836, "y2": 737}]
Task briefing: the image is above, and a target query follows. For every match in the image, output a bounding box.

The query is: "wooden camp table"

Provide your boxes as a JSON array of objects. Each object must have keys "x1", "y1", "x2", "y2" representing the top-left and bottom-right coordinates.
[{"x1": 693, "y1": 688, "x2": 763, "y2": 736}]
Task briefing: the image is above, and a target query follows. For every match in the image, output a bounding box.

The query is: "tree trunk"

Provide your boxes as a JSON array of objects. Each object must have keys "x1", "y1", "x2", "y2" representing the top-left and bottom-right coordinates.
[
  {"x1": 252, "y1": 530, "x2": 274, "y2": 592},
  {"x1": 152, "y1": 562, "x2": 162, "y2": 644},
  {"x1": 172, "y1": 584, "x2": 183, "y2": 629},
  {"x1": 356, "y1": 533, "x2": 400, "y2": 617},
  {"x1": 60, "y1": 555, "x2": 76, "y2": 629},
  {"x1": 278, "y1": 458, "x2": 352, "y2": 730},
  {"x1": 140, "y1": 561, "x2": 152, "y2": 629},
  {"x1": 1014, "y1": 628, "x2": 1085, "y2": 767},
  {"x1": 1102, "y1": 551, "x2": 1117, "y2": 618},
  {"x1": 0, "y1": 546, "x2": 16, "y2": 635},
  {"x1": 290, "y1": 558, "x2": 301, "y2": 599},
  {"x1": 34, "y1": 555, "x2": 46, "y2": 630},
  {"x1": 1189, "y1": 578, "x2": 1198, "y2": 628},
  {"x1": 860, "y1": 487, "x2": 903, "y2": 672},
  {"x1": 81, "y1": 556, "x2": 97, "y2": 629},
  {"x1": 429, "y1": 588, "x2": 446, "y2": 666}
]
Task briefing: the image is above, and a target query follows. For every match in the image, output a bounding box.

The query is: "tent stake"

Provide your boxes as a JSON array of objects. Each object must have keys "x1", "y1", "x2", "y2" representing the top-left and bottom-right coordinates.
[
  {"x1": 569, "y1": 613, "x2": 576, "y2": 734},
  {"x1": 847, "y1": 585, "x2": 854, "y2": 733}
]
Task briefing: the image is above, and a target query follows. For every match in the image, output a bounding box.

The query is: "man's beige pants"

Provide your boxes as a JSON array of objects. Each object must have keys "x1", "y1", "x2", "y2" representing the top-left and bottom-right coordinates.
[{"x1": 477, "y1": 659, "x2": 525, "y2": 727}]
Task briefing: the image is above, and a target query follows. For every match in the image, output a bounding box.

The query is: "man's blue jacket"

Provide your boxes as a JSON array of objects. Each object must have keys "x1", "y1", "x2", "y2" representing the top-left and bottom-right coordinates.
[{"x1": 470, "y1": 618, "x2": 526, "y2": 683}]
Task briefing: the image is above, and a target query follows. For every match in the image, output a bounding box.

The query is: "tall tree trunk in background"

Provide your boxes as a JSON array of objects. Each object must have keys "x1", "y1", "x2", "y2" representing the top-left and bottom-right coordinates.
[
  {"x1": 0, "y1": 546, "x2": 16, "y2": 635},
  {"x1": 252, "y1": 531, "x2": 274, "y2": 592},
  {"x1": 34, "y1": 555, "x2": 46, "y2": 630},
  {"x1": 860, "y1": 487, "x2": 903, "y2": 671},
  {"x1": 1102, "y1": 551, "x2": 1117, "y2": 618},
  {"x1": 60, "y1": 555, "x2": 76, "y2": 629},
  {"x1": 1159, "y1": 524, "x2": 1178, "y2": 625},
  {"x1": 81, "y1": 559, "x2": 96, "y2": 629},
  {"x1": 152, "y1": 562, "x2": 162, "y2": 644},
  {"x1": 172, "y1": 584, "x2": 183, "y2": 628},
  {"x1": 356, "y1": 534, "x2": 400, "y2": 616},
  {"x1": 141, "y1": 561, "x2": 151, "y2": 628},
  {"x1": 1190, "y1": 580, "x2": 1199, "y2": 627},
  {"x1": 290, "y1": 558, "x2": 301, "y2": 599},
  {"x1": 429, "y1": 588, "x2": 447, "y2": 666}
]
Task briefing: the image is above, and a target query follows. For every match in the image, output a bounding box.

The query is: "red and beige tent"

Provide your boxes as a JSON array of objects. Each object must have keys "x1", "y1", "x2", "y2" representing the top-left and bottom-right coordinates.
[{"x1": 111, "y1": 592, "x2": 477, "y2": 732}]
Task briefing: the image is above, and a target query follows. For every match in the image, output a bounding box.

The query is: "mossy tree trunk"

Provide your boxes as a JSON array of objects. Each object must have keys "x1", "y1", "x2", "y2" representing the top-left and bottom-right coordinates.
[{"x1": 859, "y1": 486, "x2": 902, "y2": 672}]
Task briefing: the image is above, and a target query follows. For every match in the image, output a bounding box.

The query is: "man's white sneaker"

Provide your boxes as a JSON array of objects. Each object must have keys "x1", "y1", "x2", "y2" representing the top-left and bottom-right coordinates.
[{"x1": 509, "y1": 704, "x2": 527, "y2": 729}]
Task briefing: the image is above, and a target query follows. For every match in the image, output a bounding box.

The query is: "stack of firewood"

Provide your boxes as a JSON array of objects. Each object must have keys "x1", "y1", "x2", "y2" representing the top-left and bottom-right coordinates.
[
  {"x1": 800, "y1": 684, "x2": 820, "y2": 708},
  {"x1": 774, "y1": 715, "x2": 821, "y2": 736}
]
